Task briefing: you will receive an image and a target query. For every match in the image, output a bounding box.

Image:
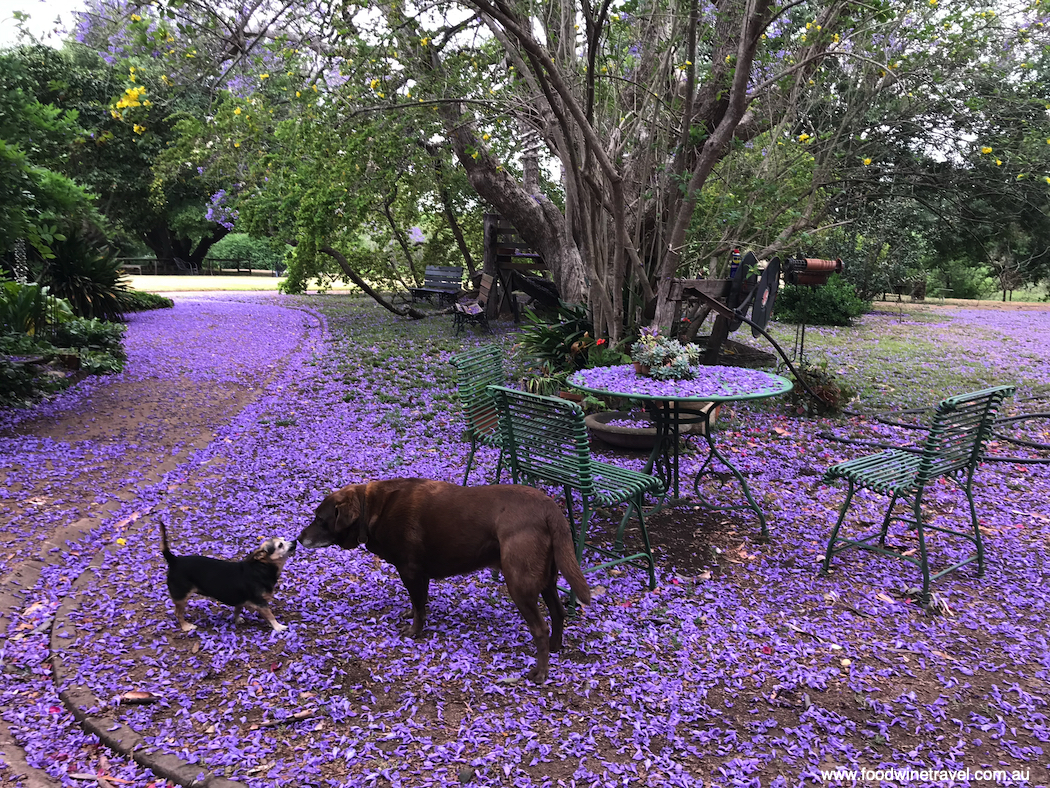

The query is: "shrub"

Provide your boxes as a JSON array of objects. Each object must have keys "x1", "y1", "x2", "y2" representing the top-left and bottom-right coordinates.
[
  {"x1": 0, "y1": 358, "x2": 40, "y2": 407},
  {"x1": 37, "y1": 235, "x2": 127, "y2": 321},
  {"x1": 0, "y1": 279, "x2": 74, "y2": 335},
  {"x1": 53, "y1": 317, "x2": 126, "y2": 359},
  {"x1": 0, "y1": 334, "x2": 61, "y2": 407},
  {"x1": 517, "y1": 302, "x2": 595, "y2": 372},
  {"x1": 204, "y1": 234, "x2": 288, "y2": 273},
  {"x1": 786, "y1": 360, "x2": 857, "y2": 416},
  {"x1": 120, "y1": 290, "x2": 174, "y2": 312},
  {"x1": 775, "y1": 274, "x2": 870, "y2": 326}
]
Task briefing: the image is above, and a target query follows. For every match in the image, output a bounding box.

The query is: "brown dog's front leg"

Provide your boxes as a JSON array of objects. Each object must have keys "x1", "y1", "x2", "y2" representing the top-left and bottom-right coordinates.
[{"x1": 397, "y1": 569, "x2": 429, "y2": 637}]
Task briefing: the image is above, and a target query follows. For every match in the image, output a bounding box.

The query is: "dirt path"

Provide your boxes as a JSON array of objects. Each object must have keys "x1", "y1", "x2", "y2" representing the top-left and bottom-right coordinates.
[{"x1": 0, "y1": 294, "x2": 320, "y2": 787}]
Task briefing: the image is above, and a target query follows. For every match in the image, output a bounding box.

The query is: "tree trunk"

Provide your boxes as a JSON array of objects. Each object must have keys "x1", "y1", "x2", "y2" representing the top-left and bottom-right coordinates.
[{"x1": 316, "y1": 244, "x2": 427, "y2": 319}]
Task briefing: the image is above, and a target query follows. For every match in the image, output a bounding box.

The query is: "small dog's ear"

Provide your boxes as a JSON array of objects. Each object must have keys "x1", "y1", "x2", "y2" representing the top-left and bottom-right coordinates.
[{"x1": 250, "y1": 546, "x2": 269, "y2": 561}]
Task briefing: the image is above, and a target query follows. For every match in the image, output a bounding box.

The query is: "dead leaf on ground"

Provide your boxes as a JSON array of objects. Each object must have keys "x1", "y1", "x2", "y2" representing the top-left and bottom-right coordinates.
[{"x1": 119, "y1": 691, "x2": 160, "y2": 705}]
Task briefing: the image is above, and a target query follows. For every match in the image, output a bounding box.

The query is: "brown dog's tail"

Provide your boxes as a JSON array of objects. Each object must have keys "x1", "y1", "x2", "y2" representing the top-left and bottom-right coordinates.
[
  {"x1": 550, "y1": 506, "x2": 592, "y2": 604},
  {"x1": 159, "y1": 520, "x2": 175, "y2": 565}
]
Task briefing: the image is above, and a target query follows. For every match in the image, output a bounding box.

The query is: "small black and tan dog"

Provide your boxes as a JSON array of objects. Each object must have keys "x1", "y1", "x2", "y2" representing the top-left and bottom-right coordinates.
[{"x1": 160, "y1": 521, "x2": 296, "y2": 632}]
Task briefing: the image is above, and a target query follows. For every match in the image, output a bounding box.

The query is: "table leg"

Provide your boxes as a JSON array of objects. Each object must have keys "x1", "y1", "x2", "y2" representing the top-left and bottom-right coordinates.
[
  {"x1": 691, "y1": 429, "x2": 770, "y2": 542},
  {"x1": 643, "y1": 403, "x2": 679, "y2": 499}
]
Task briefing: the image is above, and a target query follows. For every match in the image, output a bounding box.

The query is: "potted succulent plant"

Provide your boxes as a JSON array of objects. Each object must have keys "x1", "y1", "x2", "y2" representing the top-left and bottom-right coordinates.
[{"x1": 630, "y1": 326, "x2": 702, "y2": 380}]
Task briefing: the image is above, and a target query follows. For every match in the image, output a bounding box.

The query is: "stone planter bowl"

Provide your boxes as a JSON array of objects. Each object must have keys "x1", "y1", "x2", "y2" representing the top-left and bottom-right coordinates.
[{"x1": 584, "y1": 411, "x2": 658, "y2": 450}]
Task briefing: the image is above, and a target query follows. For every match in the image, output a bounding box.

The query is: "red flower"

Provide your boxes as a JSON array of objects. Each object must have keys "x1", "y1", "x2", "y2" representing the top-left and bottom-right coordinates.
[{"x1": 596, "y1": 338, "x2": 606, "y2": 345}]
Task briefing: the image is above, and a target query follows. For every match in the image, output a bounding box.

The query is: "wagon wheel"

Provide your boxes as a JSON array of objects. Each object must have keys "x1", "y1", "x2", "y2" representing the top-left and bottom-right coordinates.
[{"x1": 750, "y1": 257, "x2": 781, "y2": 337}]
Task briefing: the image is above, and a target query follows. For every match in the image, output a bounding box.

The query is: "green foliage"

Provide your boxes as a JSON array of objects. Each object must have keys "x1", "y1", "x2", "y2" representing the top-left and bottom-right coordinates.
[
  {"x1": 119, "y1": 290, "x2": 174, "y2": 312},
  {"x1": 37, "y1": 235, "x2": 128, "y2": 321},
  {"x1": 78, "y1": 349, "x2": 125, "y2": 375},
  {"x1": 933, "y1": 258, "x2": 992, "y2": 300},
  {"x1": 0, "y1": 280, "x2": 74, "y2": 335},
  {"x1": 517, "y1": 302, "x2": 595, "y2": 373},
  {"x1": 786, "y1": 360, "x2": 857, "y2": 417},
  {"x1": 775, "y1": 275, "x2": 870, "y2": 326},
  {"x1": 53, "y1": 318, "x2": 127, "y2": 359},
  {"x1": 0, "y1": 356, "x2": 41, "y2": 407},
  {"x1": 204, "y1": 234, "x2": 288, "y2": 272}
]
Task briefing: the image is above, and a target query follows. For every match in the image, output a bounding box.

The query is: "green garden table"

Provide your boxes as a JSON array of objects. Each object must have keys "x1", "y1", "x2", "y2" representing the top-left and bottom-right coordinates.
[{"x1": 568, "y1": 364, "x2": 793, "y2": 540}]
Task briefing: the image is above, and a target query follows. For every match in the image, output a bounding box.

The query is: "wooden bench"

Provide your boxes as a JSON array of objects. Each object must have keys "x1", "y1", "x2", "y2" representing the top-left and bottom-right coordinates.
[
  {"x1": 821, "y1": 385, "x2": 1015, "y2": 603},
  {"x1": 452, "y1": 274, "x2": 493, "y2": 335},
  {"x1": 409, "y1": 265, "x2": 463, "y2": 304}
]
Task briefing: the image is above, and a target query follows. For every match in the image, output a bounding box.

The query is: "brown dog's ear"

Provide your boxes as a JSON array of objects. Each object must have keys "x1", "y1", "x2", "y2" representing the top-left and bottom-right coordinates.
[{"x1": 330, "y1": 486, "x2": 369, "y2": 546}]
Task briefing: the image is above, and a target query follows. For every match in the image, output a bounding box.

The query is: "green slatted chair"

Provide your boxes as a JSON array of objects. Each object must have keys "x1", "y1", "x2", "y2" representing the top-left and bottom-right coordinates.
[
  {"x1": 821, "y1": 385, "x2": 1014, "y2": 602},
  {"x1": 487, "y1": 385, "x2": 663, "y2": 593},
  {"x1": 451, "y1": 345, "x2": 505, "y2": 486}
]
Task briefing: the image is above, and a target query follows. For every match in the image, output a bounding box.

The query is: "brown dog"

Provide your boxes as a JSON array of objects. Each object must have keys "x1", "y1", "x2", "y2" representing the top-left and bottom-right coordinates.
[{"x1": 297, "y1": 478, "x2": 591, "y2": 682}]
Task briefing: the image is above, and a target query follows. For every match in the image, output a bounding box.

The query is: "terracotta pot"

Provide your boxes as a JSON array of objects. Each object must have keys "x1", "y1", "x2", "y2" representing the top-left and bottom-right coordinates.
[
  {"x1": 633, "y1": 361, "x2": 650, "y2": 376},
  {"x1": 558, "y1": 390, "x2": 584, "y2": 403}
]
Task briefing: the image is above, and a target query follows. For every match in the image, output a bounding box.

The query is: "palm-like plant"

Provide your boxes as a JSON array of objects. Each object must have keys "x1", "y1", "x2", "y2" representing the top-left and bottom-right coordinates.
[{"x1": 38, "y1": 235, "x2": 128, "y2": 322}]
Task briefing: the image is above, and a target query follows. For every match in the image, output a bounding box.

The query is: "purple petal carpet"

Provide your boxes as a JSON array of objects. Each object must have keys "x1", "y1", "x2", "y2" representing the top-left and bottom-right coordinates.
[{"x1": 1, "y1": 295, "x2": 1047, "y2": 787}]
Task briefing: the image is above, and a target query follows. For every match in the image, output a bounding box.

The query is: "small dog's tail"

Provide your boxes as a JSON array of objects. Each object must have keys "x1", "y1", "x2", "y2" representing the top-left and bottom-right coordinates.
[
  {"x1": 159, "y1": 520, "x2": 176, "y2": 565},
  {"x1": 549, "y1": 507, "x2": 591, "y2": 604}
]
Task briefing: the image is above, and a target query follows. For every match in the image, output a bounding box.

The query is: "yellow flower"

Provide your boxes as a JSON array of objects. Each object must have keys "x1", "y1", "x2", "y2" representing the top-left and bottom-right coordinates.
[
  {"x1": 234, "y1": 141, "x2": 240, "y2": 148},
  {"x1": 996, "y1": 159, "x2": 1002, "y2": 166},
  {"x1": 296, "y1": 91, "x2": 301, "y2": 97},
  {"x1": 929, "y1": 0, "x2": 937, "y2": 5},
  {"x1": 981, "y1": 146, "x2": 993, "y2": 154},
  {"x1": 133, "y1": 124, "x2": 145, "y2": 134},
  {"x1": 1045, "y1": 176, "x2": 1050, "y2": 184},
  {"x1": 482, "y1": 133, "x2": 490, "y2": 140},
  {"x1": 798, "y1": 133, "x2": 810, "y2": 142},
  {"x1": 116, "y1": 538, "x2": 127, "y2": 546},
  {"x1": 472, "y1": 151, "x2": 479, "y2": 159},
  {"x1": 863, "y1": 157, "x2": 872, "y2": 166},
  {"x1": 130, "y1": 13, "x2": 141, "y2": 21},
  {"x1": 129, "y1": 74, "x2": 136, "y2": 82},
  {"x1": 420, "y1": 37, "x2": 429, "y2": 45},
  {"x1": 234, "y1": 107, "x2": 242, "y2": 115},
  {"x1": 260, "y1": 73, "x2": 269, "y2": 80}
]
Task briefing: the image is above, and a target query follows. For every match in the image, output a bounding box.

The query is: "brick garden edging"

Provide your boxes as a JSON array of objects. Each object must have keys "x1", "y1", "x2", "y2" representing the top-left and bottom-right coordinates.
[{"x1": 51, "y1": 542, "x2": 247, "y2": 788}]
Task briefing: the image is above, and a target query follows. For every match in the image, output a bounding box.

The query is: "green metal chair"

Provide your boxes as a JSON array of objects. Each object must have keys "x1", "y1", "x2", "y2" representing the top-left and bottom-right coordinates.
[
  {"x1": 451, "y1": 345, "x2": 505, "y2": 485},
  {"x1": 821, "y1": 385, "x2": 1014, "y2": 602},
  {"x1": 487, "y1": 385, "x2": 663, "y2": 592}
]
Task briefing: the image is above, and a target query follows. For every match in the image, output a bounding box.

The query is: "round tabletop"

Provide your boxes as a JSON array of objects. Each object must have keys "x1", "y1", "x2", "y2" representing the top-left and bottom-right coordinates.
[{"x1": 568, "y1": 364, "x2": 793, "y2": 403}]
